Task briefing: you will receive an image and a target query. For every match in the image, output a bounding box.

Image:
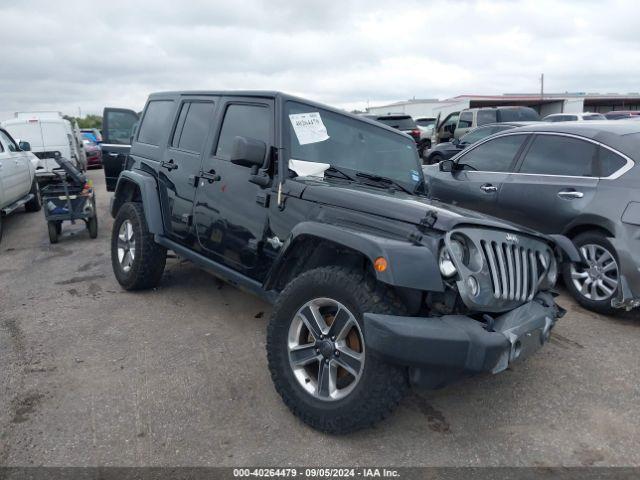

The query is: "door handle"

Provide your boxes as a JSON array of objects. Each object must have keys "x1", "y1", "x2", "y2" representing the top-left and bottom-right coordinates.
[
  {"x1": 480, "y1": 184, "x2": 497, "y2": 193},
  {"x1": 200, "y1": 169, "x2": 221, "y2": 184},
  {"x1": 558, "y1": 190, "x2": 584, "y2": 199},
  {"x1": 160, "y1": 159, "x2": 178, "y2": 171}
]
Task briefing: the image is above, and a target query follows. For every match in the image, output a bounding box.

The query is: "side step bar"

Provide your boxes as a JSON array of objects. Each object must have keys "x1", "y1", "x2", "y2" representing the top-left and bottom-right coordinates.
[
  {"x1": 1, "y1": 194, "x2": 34, "y2": 215},
  {"x1": 155, "y1": 235, "x2": 278, "y2": 305}
]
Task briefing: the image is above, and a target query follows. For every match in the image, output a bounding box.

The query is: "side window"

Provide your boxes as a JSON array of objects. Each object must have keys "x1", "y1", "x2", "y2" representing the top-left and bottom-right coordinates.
[
  {"x1": 104, "y1": 110, "x2": 139, "y2": 145},
  {"x1": 0, "y1": 130, "x2": 18, "y2": 152},
  {"x1": 458, "y1": 134, "x2": 527, "y2": 172},
  {"x1": 598, "y1": 147, "x2": 627, "y2": 177},
  {"x1": 458, "y1": 111, "x2": 473, "y2": 129},
  {"x1": 519, "y1": 135, "x2": 596, "y2": 176},
  {"x1": 477, "y1": 110, "x2": 497, "y2": 126},
  {"x1": 137, "y1": 100, "x2": 174, "y2": 146},
  {"x1": 215, "y1": 104, "x2": 270, "y2": 160},
  {"x1": 171, "y1": 101, "x2": 215, "y2": 153}
]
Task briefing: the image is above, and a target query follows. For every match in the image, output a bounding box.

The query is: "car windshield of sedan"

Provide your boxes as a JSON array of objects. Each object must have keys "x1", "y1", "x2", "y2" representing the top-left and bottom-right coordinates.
[{"x1": 284, "y1": 101, "x2": 423, "y2": 191}]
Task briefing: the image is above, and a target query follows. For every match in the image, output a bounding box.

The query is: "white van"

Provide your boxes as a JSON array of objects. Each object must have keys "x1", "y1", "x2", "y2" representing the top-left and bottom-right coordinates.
[{"x1": 1, "y1": 112, "x2": 84, "y2": 175}]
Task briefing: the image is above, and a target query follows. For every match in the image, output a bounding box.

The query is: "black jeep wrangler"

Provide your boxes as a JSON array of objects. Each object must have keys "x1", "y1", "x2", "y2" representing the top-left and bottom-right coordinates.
[{"x1": 109, "y1": 91, "x2": 578, "y2": 434}]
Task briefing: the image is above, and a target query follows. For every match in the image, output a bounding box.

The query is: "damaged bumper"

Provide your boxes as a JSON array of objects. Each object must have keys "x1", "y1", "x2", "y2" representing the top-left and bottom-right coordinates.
[{"x1": 364, "y1": 292, "x2": 564, "y2": 389}]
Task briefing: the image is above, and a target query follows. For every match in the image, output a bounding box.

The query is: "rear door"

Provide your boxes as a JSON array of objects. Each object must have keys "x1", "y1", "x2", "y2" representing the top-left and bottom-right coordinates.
[
  {"x1": 193, "y1": 97, "x2": 274, "y2": 278},
  {"x1": 454, "y1": 110, "x2": 474, "y2": 139},
  {"x1": 497, "y1": 133, "x2": 599, "y2": 233},
  {"x1": 428, "y1": 133, "x2": 529, "y2": 215},
  {"x1": 102, "y1": 108, "x2": 139, "y2": 191},
  {"x1": 160, "y1": 97, "x2": 217, "y2": 241}
]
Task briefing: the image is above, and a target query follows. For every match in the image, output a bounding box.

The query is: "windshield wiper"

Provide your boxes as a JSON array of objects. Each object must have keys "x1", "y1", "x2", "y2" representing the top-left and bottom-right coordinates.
[
  {"x1": 355, "y1": 172, "x2": 413, "y2": 195},
  {"x1": 325, "y1": 165, "x2": 354, "y2": 181}
]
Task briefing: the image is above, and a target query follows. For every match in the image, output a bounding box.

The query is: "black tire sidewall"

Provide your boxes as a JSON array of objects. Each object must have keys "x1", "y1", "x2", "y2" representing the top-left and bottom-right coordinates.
[
  {"x1": 267, "y1": 267, "x2": 408, "y2": 432},
  {"x1": 111, "y1": 203, "x2": 145, "y2": 287},
  {"x1": 47, "y1": 221, "x2": 58, "y2": 244},
  {"x1": 562, "y1": 232, "x2": 619, "y2": 314}
]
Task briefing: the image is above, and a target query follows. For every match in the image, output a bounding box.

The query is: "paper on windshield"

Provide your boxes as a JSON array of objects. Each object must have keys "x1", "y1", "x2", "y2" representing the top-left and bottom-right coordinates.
[
  {"x1": 289, "y1": 112, "x2": 330, "y2": 145},
  {"x1": 289, "y1": 159, "x2": 330, "y2": 178}
]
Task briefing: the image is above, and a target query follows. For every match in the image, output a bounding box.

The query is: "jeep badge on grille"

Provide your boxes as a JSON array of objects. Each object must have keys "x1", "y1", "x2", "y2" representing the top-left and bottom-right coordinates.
[{"x1": 506, "y1": 233, "x2": 519, "y2": 243}]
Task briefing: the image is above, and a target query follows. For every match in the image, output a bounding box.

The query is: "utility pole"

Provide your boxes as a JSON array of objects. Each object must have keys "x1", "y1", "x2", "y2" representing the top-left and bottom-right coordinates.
[
  {"x1": 78, "y1": 106, "x2": 81, "y2": 118},
  {"x1": 540, "y1": 73, "x2": 544, "y2": 99}
]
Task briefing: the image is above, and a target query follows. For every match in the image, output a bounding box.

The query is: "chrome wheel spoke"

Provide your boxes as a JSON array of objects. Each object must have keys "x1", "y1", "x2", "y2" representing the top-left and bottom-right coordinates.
[
  {"x1": 289, "y1": 344, "x2": 321, "y2": 367},
  {"x1": 334, "y1": 346, "x2": 363, "y2": 377}
]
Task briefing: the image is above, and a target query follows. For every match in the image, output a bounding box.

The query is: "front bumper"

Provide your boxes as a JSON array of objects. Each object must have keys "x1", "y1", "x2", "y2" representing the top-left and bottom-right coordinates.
[{"x1": 364, "y1": 292, "x2": 564, "y2": 389}]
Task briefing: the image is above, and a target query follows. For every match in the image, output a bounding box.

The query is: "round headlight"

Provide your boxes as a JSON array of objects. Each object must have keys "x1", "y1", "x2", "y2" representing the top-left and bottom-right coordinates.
[{"x1": 438, "y1": 245, "x2": 458, "y2": 278}]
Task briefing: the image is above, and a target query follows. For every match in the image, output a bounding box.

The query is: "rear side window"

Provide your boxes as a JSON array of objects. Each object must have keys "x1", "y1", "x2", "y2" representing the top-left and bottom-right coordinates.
[
  {"x1": 138, "y1": 100, "x2": 174, "y2": 146},
  {"x1": 215, "y1": 104, "x2": 270, "y2": 160},
  {"x1": 545, "y1": 115, "x2": 577, "y2": 122},
  {"x1": 171, "y1": 101, "x2": 215, "y2": 153},
  {"x1": 458, "y1": 111, "x2": 473, "y2": 129},
  {"x1": 376, "y1": 116, "x2": 416, "y2": 129},
  {"x1": 583, "y1": 114, "x2": 606, "y2": 121},
  {"x1": 599, "y1": 147, "x2": 627, "y2": 177},
  {"x1": 519, "y1": 135, "x2": 596, "y2": 176},
  {"x1": 457, "y1": 134, "x2": 527, "y2": 172},
  {"x1": 499, "y1": 108, "x2": 539, "y2": 121},
  {"x1": 477, "y1": 110, "x2": 497, "y2": 126}
]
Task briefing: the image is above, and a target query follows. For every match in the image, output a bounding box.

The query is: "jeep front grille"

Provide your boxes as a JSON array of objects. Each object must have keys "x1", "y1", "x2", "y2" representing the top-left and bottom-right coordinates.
[
  {"x1": 479, "y1": 240, "x2": 548, "y2": 302},
  {"x1": 445, "y1": 227, "x2": 555, "y2": 313}
]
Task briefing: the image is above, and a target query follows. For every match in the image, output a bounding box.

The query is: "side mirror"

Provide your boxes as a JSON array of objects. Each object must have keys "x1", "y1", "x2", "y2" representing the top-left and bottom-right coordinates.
[
  {"x1": 439, "y1": 159, "x2": 455, "y2": 172},
  {"x1": 19, "y1": 141, "x2": 31, "y2": 151},
  {"x1": 451, "y1": 138, "x2": 460, "y2": 146},
  {"x1": 230, "y1": 136, "x2": 266, "y2": 168}
]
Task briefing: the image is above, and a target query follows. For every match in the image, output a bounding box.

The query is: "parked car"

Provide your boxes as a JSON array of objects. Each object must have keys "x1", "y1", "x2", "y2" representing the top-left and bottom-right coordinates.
[
  {"x1": 542, "y1": 112, "x2": 606, "y2": 122},
  {"x1": 423, "y1": 122, "x2": 538, "y2": 165},
  {"x1": 1, "y1": 112, "x2": 84, "y2": 177},
  {"x1": 432, "y1": 106, "x2": 540, "y2": 144},
  {"x1": 363, "y1": 113, "x2": 422, "y2": 148},
  {"x1": 0, "y1": 127, "x2": 41, "y2": 241},
  {"x1": 415, "y1": 117, "x2": 436, "y2": 156},
  {"x1": 82, "y1": 138, "x2": 102, "y2": 168},
  {"x1": 604, "y1": 110, "x2": 640, "y2": 120},
  {"x1": 81, "y1": 128, "x2": 103, "y2": 143},
  {"x1": 425, "y1": 121, "x2": 640, "y2": 314},
  {"x1": 107, "y1": 90, "x2": 575, "y2": 433}
]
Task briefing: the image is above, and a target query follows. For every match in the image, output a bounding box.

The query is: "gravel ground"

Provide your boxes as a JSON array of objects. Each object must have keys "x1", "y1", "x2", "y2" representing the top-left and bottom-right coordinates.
[{"x1": 0, "y1": 170, "x2": 638, "y2": 467}]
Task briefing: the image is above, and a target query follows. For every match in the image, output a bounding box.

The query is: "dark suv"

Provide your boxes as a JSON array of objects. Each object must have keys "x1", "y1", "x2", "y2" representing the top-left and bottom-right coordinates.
[
  {"x1": 426, "y1": 121, "x2": 640, "y2": 314},
  {"x1": 108, "y1": 91, "x2": 576, "y2": 433}
]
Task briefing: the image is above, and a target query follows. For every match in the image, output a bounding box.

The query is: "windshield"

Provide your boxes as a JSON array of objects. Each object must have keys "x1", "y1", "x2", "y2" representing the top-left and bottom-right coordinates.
[{"x1": 285, "y1": 101, "x2": 423, "y2": 191}]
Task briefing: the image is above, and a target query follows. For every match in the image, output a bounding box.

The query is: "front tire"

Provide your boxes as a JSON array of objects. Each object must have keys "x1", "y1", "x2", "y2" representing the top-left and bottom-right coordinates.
[
  {"x1": 111, "y1": 202, "x2": 166, "y2": 290},
  {"x1": 563, "y1": 232, "x2": 619, "y2": 315},
  {"x1": 267, "y1": 266, "x2": 409, "y2": 434}
]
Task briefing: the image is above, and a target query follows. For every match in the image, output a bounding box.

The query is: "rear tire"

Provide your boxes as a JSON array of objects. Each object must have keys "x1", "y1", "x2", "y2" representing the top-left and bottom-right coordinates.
[
  {"x1": 426, "y1": 153, "x2": 443, "y2": 166},
  {"x1": 87, "y1": 215, "x2": 98, "y2": 239},
  {"x1": 267, "y1": 266, "x2": 409, "y2": 434},
  {"x1": 47, "y1": 221, "x2": 59, "y2": 244},
  {"x1": 25, "y1": 179, "x2": 41, "y2": 212},
  {"x1": 562, "y1": 231, "x2": 619, "y2": 315},
  {"x1": 111, "y1": 202, "x2": 166, "y2": 290}
]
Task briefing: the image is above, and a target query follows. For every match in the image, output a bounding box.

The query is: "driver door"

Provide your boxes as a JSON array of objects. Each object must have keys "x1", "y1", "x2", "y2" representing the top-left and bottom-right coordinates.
[
  {"x1": 428, "y1": 133, "x2": 530, "y2": 216},
  {"x1": 193, "y1": 97, "x2": 274, "y2": 280}
]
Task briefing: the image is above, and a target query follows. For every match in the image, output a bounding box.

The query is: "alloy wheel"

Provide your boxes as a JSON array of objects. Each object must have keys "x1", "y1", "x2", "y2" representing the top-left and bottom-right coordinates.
[
  {"x1": 570, "y1": 244, "x2": 619, "y2": 301},
  {"x1": 117, "y1": 219, "x2": 136, "y2": 273},
  {"x1": 287, "y1": 298, "x2": 365, "y2": 401}
]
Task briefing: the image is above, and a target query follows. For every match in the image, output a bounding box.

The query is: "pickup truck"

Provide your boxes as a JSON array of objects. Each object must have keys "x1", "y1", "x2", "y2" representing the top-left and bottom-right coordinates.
[
  {"x1": 0, "y1": 127, "x2": 41, "y2": 241},
  {"x1": 107, "y1": 91, "x2": 578, "y2": 433}
]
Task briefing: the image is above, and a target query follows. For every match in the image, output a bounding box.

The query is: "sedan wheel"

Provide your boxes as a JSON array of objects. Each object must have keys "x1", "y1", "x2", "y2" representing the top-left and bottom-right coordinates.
[{"x1": 570, "y1": 244, "x2": 619, "y2": 301}]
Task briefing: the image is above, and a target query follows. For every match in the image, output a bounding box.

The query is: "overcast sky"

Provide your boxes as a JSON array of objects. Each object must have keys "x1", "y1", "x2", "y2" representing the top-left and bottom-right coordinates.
[{"x1": 1, "y1": 0, "x2": 639, "y2": 120}]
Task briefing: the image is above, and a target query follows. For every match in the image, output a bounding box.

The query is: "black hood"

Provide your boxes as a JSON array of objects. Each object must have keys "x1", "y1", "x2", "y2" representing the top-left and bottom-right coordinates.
[{"x1": 297, "y1": 177, "x2": 548, "y2": 238}]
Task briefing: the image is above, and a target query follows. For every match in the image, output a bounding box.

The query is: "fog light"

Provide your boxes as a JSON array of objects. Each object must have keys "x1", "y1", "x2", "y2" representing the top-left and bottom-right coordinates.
[{"x1": 467, "y1": 276, "x2": 479, "y2": 296}]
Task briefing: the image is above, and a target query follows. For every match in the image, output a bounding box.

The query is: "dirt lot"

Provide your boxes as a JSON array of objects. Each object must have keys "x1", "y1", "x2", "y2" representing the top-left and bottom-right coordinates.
[{"x1": 0, "y1": 170, "x2": 639, "y2": 467}]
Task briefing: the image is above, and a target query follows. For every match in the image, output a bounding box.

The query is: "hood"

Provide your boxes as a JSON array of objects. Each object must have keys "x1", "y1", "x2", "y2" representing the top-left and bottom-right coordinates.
[{"x1": 297, "y1": 177, "x2": 548, "y2": 238}]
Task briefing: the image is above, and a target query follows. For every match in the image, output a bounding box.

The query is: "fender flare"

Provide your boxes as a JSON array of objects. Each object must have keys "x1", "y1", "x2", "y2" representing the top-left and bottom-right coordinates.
[
  {"x1": 112, "y1": 170, "x2": 164, "y2": 235},
  {"x1": 267, "y1": 221, "x2": 444, "y2": 292}
]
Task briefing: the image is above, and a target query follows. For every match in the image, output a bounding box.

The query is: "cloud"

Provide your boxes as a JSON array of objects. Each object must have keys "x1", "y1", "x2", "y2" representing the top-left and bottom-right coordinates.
[{"x1": 1, "y1": 0, "x2": 639, "y2": 120}]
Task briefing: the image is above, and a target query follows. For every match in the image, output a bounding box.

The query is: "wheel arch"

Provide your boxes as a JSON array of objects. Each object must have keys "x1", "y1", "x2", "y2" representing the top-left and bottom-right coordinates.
[
  {"x1": 111, "y1": 170, "x2": 164, "y2": 235},
  {"x1": 263, "y1": 222, "x2": 444, "y2": 295}
]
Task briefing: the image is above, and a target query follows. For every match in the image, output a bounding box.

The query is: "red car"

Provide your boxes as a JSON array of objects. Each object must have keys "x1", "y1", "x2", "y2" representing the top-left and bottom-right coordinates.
[{"x1": 82, "y1": 138, "x2": 102, "y2": 168}]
